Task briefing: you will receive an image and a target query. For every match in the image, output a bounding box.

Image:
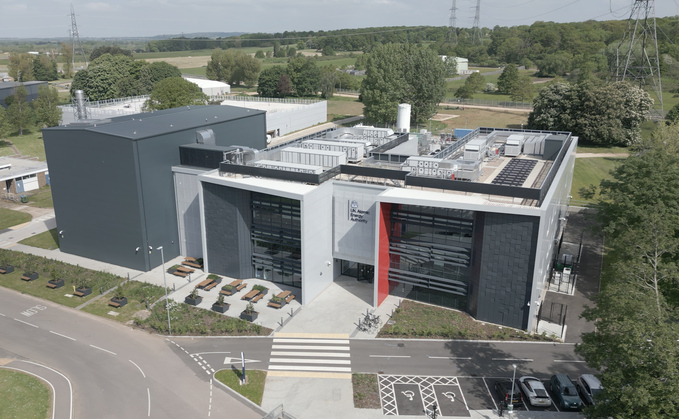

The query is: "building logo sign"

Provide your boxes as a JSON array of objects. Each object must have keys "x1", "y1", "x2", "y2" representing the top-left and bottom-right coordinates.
[{"x1": 348, "y1": 200, "x2": 370, "y2": 224}]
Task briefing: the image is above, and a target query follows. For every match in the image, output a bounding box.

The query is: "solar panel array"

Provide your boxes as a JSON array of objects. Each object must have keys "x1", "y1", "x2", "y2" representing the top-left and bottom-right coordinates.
[{"x1": 491, "y1": 159, "x2": 537, "y2": 187}]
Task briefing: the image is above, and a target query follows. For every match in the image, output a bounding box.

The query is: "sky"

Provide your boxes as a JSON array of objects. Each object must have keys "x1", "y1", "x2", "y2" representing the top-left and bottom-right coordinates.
[{"x1": 0, "y1": 0, "x2": 677, "y2": 39}]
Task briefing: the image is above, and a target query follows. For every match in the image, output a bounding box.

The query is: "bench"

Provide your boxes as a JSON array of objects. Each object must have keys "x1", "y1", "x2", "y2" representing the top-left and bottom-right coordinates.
[
  {"x1": 285, "y1": 294, "x2": 295, "y2": 303},
  {"x1": 251, "y1": 293, "x2": 264, "y2": 303},
  {"x1": 204, "y1": 282, "x2": 217, "y2": 291},
  {"x1": 184, "y1": 256, "x2": 197, "y2": 262},
  {"x1": 46, "y1": 283, "x2": 57, "y2": 289},
  {"x1": 172, "y1": 270, "x2": 188, "y2": 278},
  {"x1": 278, "y1": 290, "x2": 291, "y2": 299},
  {"x1": 20, "y1": 275, "x2": 32, "y2": 281},
  {"x1": 241, "y1": 289, "x2": 259, "y2": 301},
  {"x1": 182, "y1": 261, "x2": 203, "y2": 269},
  {"x1": 220, "y1": 289, "x2": 233, "y2": 296},
  {"x1": 108, "y1": 301, "x2": 121, "y2": 308},
  {"x1": 196, "y1": 278, "x2": 213, "y2": 289},
  {"x1": 73, "y1": 291, "x2": 85, "y2": 297},
  {"x1": 267, "y1": 301, "x2": 282, "y2": 309},
  {"x1": 176, "y1": 266, "x2": 195, "y2": 274},
  {"x1": 236, "y1": 283, "x2": 246, "y2": 292}
]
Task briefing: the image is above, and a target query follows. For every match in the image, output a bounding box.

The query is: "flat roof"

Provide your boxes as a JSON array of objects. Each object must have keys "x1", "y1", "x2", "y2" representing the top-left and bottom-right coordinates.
[
  {"x1": 0, "y1": 157, "x2": 48, "y2": 181},
  {"x1": 44, "y1": 105, "x2": 265, "y2": 140}
]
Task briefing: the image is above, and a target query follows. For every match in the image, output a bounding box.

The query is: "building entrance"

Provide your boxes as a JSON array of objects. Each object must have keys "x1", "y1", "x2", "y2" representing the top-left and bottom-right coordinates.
[{"x1": 341, "y1": 260, "x2": 374, "y2": 283}]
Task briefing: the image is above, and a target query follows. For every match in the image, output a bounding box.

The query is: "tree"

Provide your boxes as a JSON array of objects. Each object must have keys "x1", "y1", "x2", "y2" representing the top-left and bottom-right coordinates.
[
  {"x1": 89, "y1": 46, "x2": 132, "y2": 61},
  {"x1": 277, "y1": 75, "x2": 293, "y2": 97},
  {"x1": 361, "y1": 43, "x2": 446, "y2": 124},
  {"x1": 5, "y1": 85, "x2": 33, "y2": 135},
  {"x1": 144, "y1": 77, "x2": 207, "y2": 110},
  {"x1": 286, "y1": 56, "x2": 320, "y2": 97},
  {"x1": 61, "y1": 42, "x2": 73, "y2": 78},
  {"x1": 139, "y1": 61, "x2": 182, "y2": 93},
  {"x1": 254, "y1": 50, "x2": 265, "y2": 59},
  {"x1": 454, "y1": 72, "x2": 485, "y2": 99},
  {"x1": 319, "y1": 66, "x2": 338, "y2": 99},
  {"x1": 32, "y1": 55, "x2": 58, "y2": 81},
  {"x1": 0, "y1": 107, "x2": 9, "y2": 139},
  {"x1": 536, "y1": 52, "x2": 572, "y2": 77},
  {"x1": 322, "y1": 46, "x2": 335, "y2": 56},
  {"x1": 497, "y1": 64, "x2": 519, "y2": 94},
  {"x1": 509, "y1": 77, "x2": 536, "y2": 102},
  {"x1": 206, "y1": 49, "x2": 261, "y2": 86},
  {"x1": 8, "y1": 53, "x2": 33, "y2": 82},
  {"x1": 33, "y1": 85, "x2": 62, "y2": 127},
  {"x1": 257, "y1": 66, "x2": 287, "y2": 98},
  {"x1": 528, "y1": 81, "x2": 653, "y2": 146},
  {"x1": 70, "y1": 53, "x2": 136, "y2": 101},
  {"x1": 665, "y1": 102, "x2": 679, "y2": 125}
]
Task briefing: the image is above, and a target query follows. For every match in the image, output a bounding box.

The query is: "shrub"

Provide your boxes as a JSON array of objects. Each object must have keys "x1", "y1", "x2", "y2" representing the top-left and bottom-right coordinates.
[
  {"x1": 244, "y1": 302, "x2": 256, "y2": 314},
  {"x1": 252, "y1": 284, "x2": 268, "y2": 292},
  {"x1": 207, "y1": 274, "x2": 219, "y2": 280}
]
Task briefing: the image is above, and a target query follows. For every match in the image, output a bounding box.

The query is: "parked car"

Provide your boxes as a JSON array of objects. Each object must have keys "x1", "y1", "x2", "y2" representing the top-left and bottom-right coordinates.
[
  {"x1": 518, "y1": 376, "x2": 552, "y2": 407},
  {"x1": 550, "y1": 374, "x2": 584, "y2": 410},
  {"x1": 576, "y1": 374, "x2": 603, "y2": 405},
  {"x1": 495, "y1": 380, "x2": 523, "y2": 407}
]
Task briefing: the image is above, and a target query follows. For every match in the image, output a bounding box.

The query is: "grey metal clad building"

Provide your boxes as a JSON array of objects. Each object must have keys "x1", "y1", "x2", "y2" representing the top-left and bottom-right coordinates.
[
  {"x1": 0, "y1": 81, "x2": 47, "y2": 108},
  {"x1": 43, "y1": 105, "x2": 266, "y2": 271}
]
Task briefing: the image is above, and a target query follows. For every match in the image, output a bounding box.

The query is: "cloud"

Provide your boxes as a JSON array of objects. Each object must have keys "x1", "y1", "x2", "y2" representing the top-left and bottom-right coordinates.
[
  {"x1": 6, "y1": 4, "x2": 27, "y2": 11},
  {"x1": 85, "y1": 2, "x2": 116, "y2": 11}
]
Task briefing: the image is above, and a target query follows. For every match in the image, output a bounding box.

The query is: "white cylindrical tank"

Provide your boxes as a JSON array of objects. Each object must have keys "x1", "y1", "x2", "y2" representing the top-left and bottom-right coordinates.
[{"x1": 396, "y1": 103, "x2": 411, "y2": 133}]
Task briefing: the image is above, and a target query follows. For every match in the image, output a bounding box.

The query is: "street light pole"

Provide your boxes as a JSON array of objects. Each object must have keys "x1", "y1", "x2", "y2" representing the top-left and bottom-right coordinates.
[
  {"x1": 509, "y1": 364, "x2": 517, "y2": 412},
  {"x1": 157, "y1": 246, "x2": 172, "y2": 335}
]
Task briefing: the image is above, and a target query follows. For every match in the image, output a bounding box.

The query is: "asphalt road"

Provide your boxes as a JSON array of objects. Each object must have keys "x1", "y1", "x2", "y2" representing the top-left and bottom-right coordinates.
[{"x1": 0, "y1": 288, "x2": 262, "y2": 419}]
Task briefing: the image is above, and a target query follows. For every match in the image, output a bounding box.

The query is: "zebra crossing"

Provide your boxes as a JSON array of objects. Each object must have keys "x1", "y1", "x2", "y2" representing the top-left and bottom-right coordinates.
[{"x1": 268, "y1": 334, "x2": 352, "y2": 378}]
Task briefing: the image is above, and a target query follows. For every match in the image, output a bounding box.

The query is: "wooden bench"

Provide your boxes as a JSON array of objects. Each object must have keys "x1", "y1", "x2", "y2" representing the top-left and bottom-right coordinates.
[
  {"x1": 241, "y1": 289, "x2": 259, "y2": 301},
  {"x1": 285, "y1": 294, "x2": 295, "y2": 303},
  {"x1": 251, "y1": 293, "x2": 264, "y2": 303},
  {"x1": 196, "y1": 278, "x2": 213, "y2": 289},
  {"x1": 236, "y1": 283, "x2": 246, "y2": 292},
  {"x1": 220, "y1": 289, "x2": 233, "y2": 296},
  {"x1": 108, "y1": 301, "x2": 121, "y2": 308},
  {"x1": 176, "y1": 266, "x2": 194, "y2": 274},
  {"x1": 204, "y1": 282, "x2": 217, "y2": 291},
  {"x1": 46, "y1": 283, "x2": 57, "y2": 289},
  {"x1": 267, "y1": 301, "x2": 282, "y2": 309},
  {"x1": 184, "y1": 256, "x2": 197, "y2": 262},
  {"x1": 20, "y1": 275, "x2": 32, "y2": 281},
  {"x1": 73, "y1": 291, "x2": 85, "y2": 297},
  {"x1": 278, "y1": 290, "x2": 291, "y2": 299},
  {"x1": 182, "y1": 261, "x2": 203, "y2": 269},
  {"x1": 172, "y1": 270, "x2": 188, "y2": 278}
]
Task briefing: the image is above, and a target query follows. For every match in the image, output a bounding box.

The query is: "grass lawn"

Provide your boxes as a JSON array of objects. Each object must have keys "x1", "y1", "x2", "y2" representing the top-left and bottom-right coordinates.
[
  {"x1": 82, "y1": 281, "x2": 168, "y2": 324},
  {"x1": 352, "y1": 373, "x2": 381, "y2": 409},
  {"x1": 182, "y1": 67, "x2": 207, "y2": 76},
  {"x1": 0, "y1": 127, "x2": 46, "y2": 161},
  {"x1": 327, "y1": 97, "x2": 364, "y2": 122},
  {"x1": 570, "y1": 157, "x2": 625, "y2": 203},
  {"x1": 0, "y1": 369, "x2": 50, "y2": 419},
  {"x1": 378, "y1": 300, "x2": 556, "y2": 341},
  {"x1": 25, "y1": 186, "x2": 53, "y2": 208},
  {"x1": 133, "y1": 49, "x2": 216, "y2": 60},
  {"x1": 432, "y1": 107, "x2": 528, "y2": 133},
  {"x1": 576, "y1": 145, "x2": 629, "y2": 154},
  {"x1": 0, "y1": 208, "x2": 31, "y2": 230},
  {"x1": 214, "y1": 369, "x2": 267, "y2": 406},
  {"x1": 19, "y1": 228, "x2": 59, "y2": 250}
]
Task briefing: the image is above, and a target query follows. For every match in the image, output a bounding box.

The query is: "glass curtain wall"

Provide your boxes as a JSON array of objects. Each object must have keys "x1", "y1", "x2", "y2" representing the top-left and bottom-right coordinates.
[
  {"x1": 388, "y1": 205, "x2": 474, "y2": 310},
  {"x1": 251, "y1": 192, "x2": 302, "y2": 288}
]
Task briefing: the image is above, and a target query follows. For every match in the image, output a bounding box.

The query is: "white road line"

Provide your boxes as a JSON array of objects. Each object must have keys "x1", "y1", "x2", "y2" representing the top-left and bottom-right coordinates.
[
  {"x1": 2, "y1": 366, "x2": 57, "y2": 419},
  {"x1": 482, "y1": 377, "x2": 498, "y2": 412},
  {"x1": 269, "y1": 358, "x2": 351, "y2": 365},
  {"x1": 271, "y1": 351, "x2": 351, "y2": 357},
  {"x1": 272, "y1": 345, "x2": 350, "y2": 351},
  {"x1": 147, "y1": 387, "x2": 151, "y2": 417},
  {"x1": 17, "y1": 360, "x2": 73, "y2": 419},
  {"x1": 269, "y1": 365, "x2": 352, "y2": 372},
  {"x1": 191, "y1": 351, "x2": 231, "y2": 356},
  {"x1": 0, "y1": 312, "x2": 6, "y2": 316},
  {"x1": 273, "y1": 338, "x2": 350, "y2": 344},
  {"x1": 491, "y1": 358, "x2": 533, "y2": 362},
  {"x1": 428, "y1": 356, "x2": 472, "y2": 360},
  {"x1": 89, "y1": 344, "x2": 117, "y2": 356},
  {"x1": 553, "y1": 359, "x2": 586, "y2": 363},
  {"x1": 13, "y1": 318, "x2": 38, "y2": 328},
  {"x1": 369, "y1": 355, "x2": 411, "y2": 358},
  {"x1": 49, "y1": 331, "x2": 76, "y2": 341},
  {"x1": 129, "y1": 360, "x2": 146, "y2": 378}
]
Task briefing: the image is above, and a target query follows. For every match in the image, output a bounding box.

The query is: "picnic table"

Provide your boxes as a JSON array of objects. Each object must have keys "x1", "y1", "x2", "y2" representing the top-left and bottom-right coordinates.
[
  {"x1": 277, "y1": 290, "x2": 291, "y2": 299},
  {"x1": 176, "y1": 266, "x2": 194, "y2": 274},
  {"x1": 241, "y1": 289, "x2": 260, "y2": 301},
  {"x1": 196, "y1": 278, "x2": 213, "y2": 289}
]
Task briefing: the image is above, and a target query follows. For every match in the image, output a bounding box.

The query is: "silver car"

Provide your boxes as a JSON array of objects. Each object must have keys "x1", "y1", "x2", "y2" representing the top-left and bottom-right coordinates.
[
  {"x1": 576, "y1": 374, "x2": 603, "y2": 405},
  {"x1": 518, "y1": 376, "x2": 552, "y2": 407}
]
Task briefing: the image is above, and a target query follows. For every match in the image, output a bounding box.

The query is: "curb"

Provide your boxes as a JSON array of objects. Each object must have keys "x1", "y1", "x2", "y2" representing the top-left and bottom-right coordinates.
[{"x1": 212, "y1": 371, "x2": 268, "y2": 417}]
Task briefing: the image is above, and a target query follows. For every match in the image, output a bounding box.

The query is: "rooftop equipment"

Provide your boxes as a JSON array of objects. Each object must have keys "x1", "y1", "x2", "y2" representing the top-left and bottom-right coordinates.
[
  {"x1": 280, "y1": 147, "x2": 346, "y2": 168},
  {"x1": 396, "y1": 103, "x2": 411, "y2": 133},
  {"x1": 253, "y1": 160, "x2": 324, "y2": 175},
  {"x1": 504, "y1": 134, "x2": 525, "y2": 157},
  {"x1": 301, "y1": 140, "x2": 364, "y2": 162}
]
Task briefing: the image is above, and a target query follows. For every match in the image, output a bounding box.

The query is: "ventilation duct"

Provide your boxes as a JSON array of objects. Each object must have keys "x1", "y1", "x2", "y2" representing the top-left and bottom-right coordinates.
[{"x1": 196, "y1": 129, "x2": 216, "y2": 145}]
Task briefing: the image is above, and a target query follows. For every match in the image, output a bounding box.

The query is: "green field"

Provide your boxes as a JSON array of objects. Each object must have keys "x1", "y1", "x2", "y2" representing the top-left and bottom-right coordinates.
[
  {"x1": 25, "y1": 186, "x2": 54, "y2": 208},
  {"x1": 570, "y1": 157, "x2": 625, "y2": 204},
  {"x1": 0, "y1": 126, "x2": 46, "y2": 161},
  {"x1": 0, "y1": 369, "x2": 50, "y2": 419},
  {"x1": 0, "y1": 208, "x2": 31, "y2": 230},
  {"x1": 19, "y1": 229, "x2": 59, "y2": 250},
  {"x1": 81, "y1": 281, "x2": 168, "y2": 324},
  {"x1": 181, "y1": 67, "x2": 207, "y2": 76},
  {"x1": 133, "y1": 49, "x2": 216, "y2": 60}
]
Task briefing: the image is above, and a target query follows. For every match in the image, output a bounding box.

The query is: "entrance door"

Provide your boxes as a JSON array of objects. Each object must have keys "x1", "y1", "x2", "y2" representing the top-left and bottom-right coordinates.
[{"x1": 341, "y1": 260, "x2": 374, "y2": 283}]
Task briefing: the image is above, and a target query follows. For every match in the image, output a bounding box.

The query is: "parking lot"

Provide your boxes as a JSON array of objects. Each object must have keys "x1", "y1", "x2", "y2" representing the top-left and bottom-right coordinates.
[{"x1": 378, "y1": 374, "x2": 580, "y2": 416}]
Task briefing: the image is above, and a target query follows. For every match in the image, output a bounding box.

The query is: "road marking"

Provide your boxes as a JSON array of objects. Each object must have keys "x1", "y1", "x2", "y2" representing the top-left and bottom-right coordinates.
[
  {"x1": 428, "y1": 356, "x2": 473, "y2": 360},
  {"x1": 147, "y1": 387, "x2": 151, "y2": 417},
  {"x1": 270, "y1": 358, "x2": 351, "y2": 365},
  {"x1": 269, "y1": 365, "x2": 352, "y2": 372},
  {"x1": 273, "y1": 338, "x2": 350, "y2": 344},
  {"x1": 274, "y1": 332, "x2": 350, "y2": 339},
  {"x1": 2, "y1": 366, "x2": 57, "y2": 419},
  {"x1": 553, "y1": 359, "x2": 586, "y2": 363},
  {"x1": 0, "y1": 312, "x2": 6, "y2": 316},
  {"x1": 482, "y1": 377, "x2": 498, "y2": 412},
  {"x1": 369, "y1": 355, "x2": 411, "y2": 358},
  {"x1": 271, "y1": 351, "x2": 350, "y2": 358},
  {"x1": 272, "y1": 345, "x2": 350, "y2": 351},
  {"x1": 223, "y1": 357, "x2": 261, "y2": 364},
  {"x1": 129, "y1": 360, "x2": 146, "y2": 378},
  {"x1": 208, "y1": 379, "x2": 213, "y2": 417},
  {"x1": 89, "y1": 344, "x2": 117, "y2": 356},
  {"x1": 17, "y1": 360, "x2": 73, "y2": 419},
  {"x1": 491, "y1": 358, "x2": 533, "y2": 362},
  {"x1": 267, "y1": 370, "x2": 352, "y2": 379},
  {"x1": 192, "y1": 351, "x2": 231, "y2": 356},
  {"x1": 49, "y1": 331, "x2": 76, "y2": 341},
  {"x1": 13, "y1": 318, "x2": 38, "y2": 328}
]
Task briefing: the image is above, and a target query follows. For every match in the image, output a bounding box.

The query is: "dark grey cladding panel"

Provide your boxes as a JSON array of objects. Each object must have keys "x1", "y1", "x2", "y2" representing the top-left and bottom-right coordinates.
[
  {"x1": 475, "y1": 212, "x2": 539, "y2": 330},
  {"x1": 202, "y1": 182, "x2": 252, "y2": 279}
]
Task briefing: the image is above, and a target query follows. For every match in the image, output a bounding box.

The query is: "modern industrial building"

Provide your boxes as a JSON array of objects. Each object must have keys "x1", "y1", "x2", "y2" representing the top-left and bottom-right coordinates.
[
  {"x1": 44, "y1": 104, "x2": 576, "y2": 331},
  {"x1": 0, "y1": 81, "x2": 47, "y2": 108}
]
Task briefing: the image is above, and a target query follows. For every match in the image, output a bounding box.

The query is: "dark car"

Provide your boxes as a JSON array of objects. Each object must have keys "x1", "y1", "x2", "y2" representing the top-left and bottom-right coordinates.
[
  {"x1": 550, "y1": 374, "x2": 584, "y2": 410},
  {"x1": 495, "y1": 380, "x2": 523, "y2": 407}
]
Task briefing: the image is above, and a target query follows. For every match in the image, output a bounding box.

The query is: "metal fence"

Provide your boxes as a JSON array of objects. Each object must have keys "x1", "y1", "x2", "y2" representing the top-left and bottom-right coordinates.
[
  {"x1": 220, "y1": 95, "x2": 322, "y2": 105},
  {"x1": 441, "y1": 97, "x2": 532, "y2": 109}
]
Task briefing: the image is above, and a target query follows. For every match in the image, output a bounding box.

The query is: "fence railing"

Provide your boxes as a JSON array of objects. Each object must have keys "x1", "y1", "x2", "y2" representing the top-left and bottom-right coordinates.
[
  {"x1": 220, "y1": 95, "x2": 322, "y2": 105},
  {"x1": 442, "y1": 97, "x2": 532, "y2": 109}
]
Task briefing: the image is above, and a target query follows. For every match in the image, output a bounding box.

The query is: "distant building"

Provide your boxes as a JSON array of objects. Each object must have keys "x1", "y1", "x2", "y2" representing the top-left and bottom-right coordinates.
[
  {"x1": 183, "y1": 77, "x2": 231, "y2": 96},
  {"x1": 0, "y1": 157, "x2": 49, "y2": 196},
  {"x1": 440, "y1": 56, "x2": 469, "y2": 75},
  {"x1": 0, "y1": 81, "x2": 47, "y2": 109}
]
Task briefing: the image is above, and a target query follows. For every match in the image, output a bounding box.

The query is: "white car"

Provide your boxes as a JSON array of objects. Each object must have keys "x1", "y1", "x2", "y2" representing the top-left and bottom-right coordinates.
[{"x1": 519, "y1": 376, "x2": 552, "y2": 407}]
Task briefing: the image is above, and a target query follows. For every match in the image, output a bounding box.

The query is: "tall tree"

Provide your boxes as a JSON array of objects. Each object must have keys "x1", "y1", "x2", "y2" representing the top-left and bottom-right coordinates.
[
  {"x1": 8, "y1": 53, "x2": 34, "y2": 82},
  {"x1": 5, "y1": 85, "x2": 33, "y2": 135},
  {"x1": 139, "y1": 61, "x2": 182, "y2": 93},
  {"x1": 33, "y1": 85, "x2": 62, "y2": 127},
  {"x1": 455, "y1": 72, "x2": 485, "y2": 99},
  {"x1": 0, "y1": 107, "x2": 9, "y2": 139},
  {"x1": 144, "y1": 77, "x2": 207, "y2": 110},
  {"x1": 497, "y1": 64, "x2": 519, "y2": 94},
  {"x1": 206, "y1": 49, "x2": 261, "y2": 86},
  {"x1": 61, "y1": 42, "x2": 74, "y2": 78},
  {"x1": 361, "y1": 43, "x2": 446, "y2": 124},
  {"x1": 319, "y1": 65, "x2": 338, "y2": 99},
  {"x1": 509, "y1": 77, "x2": 536, "y2": 102},
  {"x1": 32, "y1": 55, "x2": 58, "y2": 81},
  {"x1": 89, "y1": 46, "x2": 132, "y2": 61},
  {"x1": 257, "y1": 66, "x2": 287, "y2": 98},
  {"x1": 286, "y1": 56, "x2": 321, "y2": 97}
]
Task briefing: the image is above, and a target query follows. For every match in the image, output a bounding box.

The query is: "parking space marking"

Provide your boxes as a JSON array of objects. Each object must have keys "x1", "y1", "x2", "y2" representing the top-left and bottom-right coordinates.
[
  {"x1": 428, "y1": 356, "x2": 472, "y2": 360},
  {"x1": 491, "y1": 358, "x2": 533, "y2": 362},
  {"x1": 378, "y1": 375, "x2": 469, "y2": 417},
  {"x1": 482, "y1": 378, "x2": 498, "y2": 411},
  {"x1": 553, "y1": 359, "x2": 586, "y2": 363}
]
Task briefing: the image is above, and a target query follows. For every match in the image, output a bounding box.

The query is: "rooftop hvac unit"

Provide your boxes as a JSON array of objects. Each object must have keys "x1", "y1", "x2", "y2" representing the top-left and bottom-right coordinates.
[{"x1": 196, "y1": 129, "x2": 216, "y2": 146}]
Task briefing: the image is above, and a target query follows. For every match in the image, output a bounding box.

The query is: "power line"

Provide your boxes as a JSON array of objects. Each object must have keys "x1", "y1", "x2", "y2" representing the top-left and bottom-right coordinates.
[{"x1": 482, "y1": 0, "x2": 584, "y2": 22}]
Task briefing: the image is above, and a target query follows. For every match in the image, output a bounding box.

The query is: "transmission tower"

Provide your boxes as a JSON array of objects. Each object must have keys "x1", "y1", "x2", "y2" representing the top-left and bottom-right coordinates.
[
  {"x1": 615, "y1": 0, "x2": 662, "y2": 115},
  {"x1": 69, "y1": 3, "x2": 88, "y2": 71},
  {"x1": 448, "y1": 0, "x2": 458, "y2": 44},
  {"x1": 471, "y1": 0, "x2": 482, "y2": 45}
]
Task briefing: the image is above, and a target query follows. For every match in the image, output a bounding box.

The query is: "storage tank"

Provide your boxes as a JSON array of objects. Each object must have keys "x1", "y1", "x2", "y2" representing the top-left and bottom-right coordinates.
[{"x1": 396, "y1": 103, "x2": 411, "y2": 133}]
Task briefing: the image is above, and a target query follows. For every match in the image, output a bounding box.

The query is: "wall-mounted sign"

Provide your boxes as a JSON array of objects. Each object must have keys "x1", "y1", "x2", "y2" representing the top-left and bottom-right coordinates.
[{"x1": 348, "y1": 200, "x2": 370, "y2": 224}]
